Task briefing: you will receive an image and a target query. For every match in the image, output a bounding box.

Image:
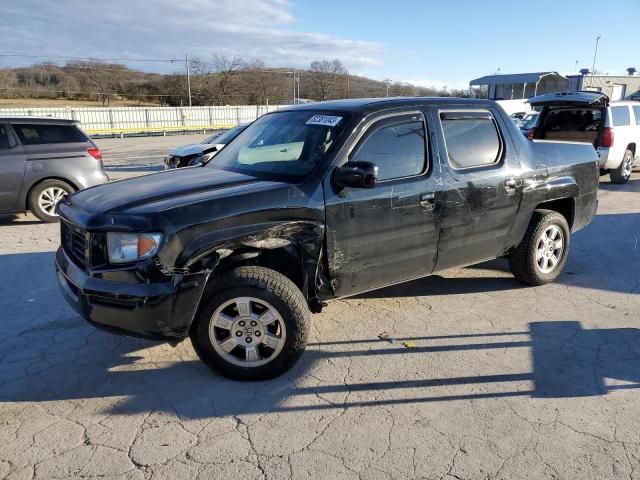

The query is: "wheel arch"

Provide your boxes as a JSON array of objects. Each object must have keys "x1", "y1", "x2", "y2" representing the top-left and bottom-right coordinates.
[
  {"x1": 179, "y1": 221, "x2": 326, "y2": 306},
  {"x1": 534, "y1": 197, "x2": 576, "y2": 229}
]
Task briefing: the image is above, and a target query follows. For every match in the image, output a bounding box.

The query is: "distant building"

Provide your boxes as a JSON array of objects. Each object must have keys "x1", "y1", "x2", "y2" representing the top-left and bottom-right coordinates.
[
  {"x1": 469, "y1": 72, "x2": 569, "y2": 100},
  {"x1": 568, "y1": 68, "x2": 640, "y2": 101},
  {"x1": 470, "y1": 69, "x2": 640, "y2": 101}
]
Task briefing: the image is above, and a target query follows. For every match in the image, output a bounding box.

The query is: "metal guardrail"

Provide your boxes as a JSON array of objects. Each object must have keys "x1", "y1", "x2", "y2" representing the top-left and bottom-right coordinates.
[{"x1": 0, "y1": 105, "x2": 287, "y2": 137}]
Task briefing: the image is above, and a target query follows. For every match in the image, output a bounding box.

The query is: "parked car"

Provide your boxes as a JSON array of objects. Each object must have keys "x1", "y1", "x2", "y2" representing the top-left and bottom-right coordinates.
[
  {"x1": 528, "y1": 91, "x2": 640, "y2": 184},
  {"x1": 163, "y1": 123, "x2": 250, "y2": 169},
  {"x1": 56, "y1": 97, "x2": 598, "y2": 380},
  {"x1": 0, "y1": 117, "x2": 108, "y2": 222},
  {"x1": 519, "y1": 112, "x2": 540, "y2": 137}
]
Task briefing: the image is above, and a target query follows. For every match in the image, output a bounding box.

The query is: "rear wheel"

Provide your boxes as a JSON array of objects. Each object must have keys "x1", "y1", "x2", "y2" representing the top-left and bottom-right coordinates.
[
  {"x1": 610, "y1": 149, "x2": 634, "y2": 184},
  {"x1": 190, "y1": 266, "x2": 309, "y2": 380},
  {"x1": 28, "y1": 179, "x2": 74, "y2": 222},
  {"x1": 509, "y1": 210, "x2": 570, "y2": 286}
]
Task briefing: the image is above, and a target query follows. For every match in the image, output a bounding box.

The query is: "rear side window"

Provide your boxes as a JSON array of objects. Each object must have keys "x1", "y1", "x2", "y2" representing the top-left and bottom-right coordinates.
[
  {"x1": 611, "y1": 106, "x2": 631, "y2": 127},
  {"x1": 13, "y1": 124, "x2": 87, "y2": 145},
  {"x1": 440, "y1": 111, "x2": 502, "y2": 169},
  {"x1": 0, "y1": 125, "x2": 11, "y2": 150},
  {"x1": 351, "y1": 116, "x2": 426, "y2": 181},
  {"x1": 633, "y1": 106, "x2": 640, "y2": 125}
]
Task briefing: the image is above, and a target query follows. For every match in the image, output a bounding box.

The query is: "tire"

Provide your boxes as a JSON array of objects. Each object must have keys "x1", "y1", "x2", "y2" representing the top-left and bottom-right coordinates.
[
  {"x1": 509, "y1": 209, "x2": 571, "y2": 286},
  {"x1": 190, "y1": 266, "x2": 310, "y2": 380},
  {"x1": 28, "y1": 179, "x2": 75, "y2": 222},
  {"x1": 610, "y1": 149, "x2": 634, "y2": 184}
]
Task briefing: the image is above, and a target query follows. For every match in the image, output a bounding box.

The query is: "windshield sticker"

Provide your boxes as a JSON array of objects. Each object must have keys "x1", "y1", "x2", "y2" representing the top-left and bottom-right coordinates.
[{"x1": 306, "y1": 115, "x2": 343, "y2": 127}]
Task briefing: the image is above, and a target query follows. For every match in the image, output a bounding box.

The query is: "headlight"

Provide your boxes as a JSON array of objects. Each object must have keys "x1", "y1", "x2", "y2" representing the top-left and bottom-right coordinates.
[{"x1": 106, "y1": 233, "x2": 163, "y2": 264}]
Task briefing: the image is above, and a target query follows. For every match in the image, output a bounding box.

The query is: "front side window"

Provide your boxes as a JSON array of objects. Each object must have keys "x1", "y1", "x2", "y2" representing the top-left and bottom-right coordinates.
[
  {"x1": 633, "y1": 106, "x2": 640, "y2": 125},
  {"x1": 351, "y1": 116, "x2": 426, "y2": 181},
  {"x1": 611, "y1": 106, "x2": 631, "y2": 127},
  {"x1": 13, "y1": 124, "x2": 87, "y2": 145},
  {"x1": 208, "y1": 110, "x2": 350, "y2": 179},
  {"x1": 440, "y1": 111, "x2": 502, "y2": 169}
]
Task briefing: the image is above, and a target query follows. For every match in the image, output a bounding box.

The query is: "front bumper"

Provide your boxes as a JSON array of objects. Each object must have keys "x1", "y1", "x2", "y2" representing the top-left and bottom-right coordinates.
[{"x1": 55, "y1": 247, "x2": 210, "y2": 340}]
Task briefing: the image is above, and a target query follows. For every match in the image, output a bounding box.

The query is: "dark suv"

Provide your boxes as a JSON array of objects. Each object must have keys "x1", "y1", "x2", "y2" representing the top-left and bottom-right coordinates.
[
  {"x1": 0, "y1": 117, "x2": 109, "y2": 222},
  {"x1": 56, "y1": 98, "x2": 598, "y2": 380}
]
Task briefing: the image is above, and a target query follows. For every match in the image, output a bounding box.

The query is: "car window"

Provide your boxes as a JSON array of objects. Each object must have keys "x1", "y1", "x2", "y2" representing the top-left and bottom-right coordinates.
[
  {"x1": 633, "y1": 106, "x2": 640, "y2": 125},
  {"x1": 203, "y1": 124, "x2": 247, "y2": 145},
  {"x1": 209, "y1": 110, "x2": 350, "y2": 179},
  {"x1": 12, "y1": 124, "x2": 88, "y2": 145},
  {"x1": 0, "y1": 125, "x2": 11, "y2": 150},
  {"x1": 351, "y1": 117, "x2": 426, "y2": 181},
  {"x1": 440, "y1": 111, "x2": 502, "y2": 169},
  {"x1": 611, "y1": 106, "x2": 631, "y2": 127}
]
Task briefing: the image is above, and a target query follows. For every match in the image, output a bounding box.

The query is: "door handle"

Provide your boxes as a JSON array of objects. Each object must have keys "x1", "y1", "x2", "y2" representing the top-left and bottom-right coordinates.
[
  {"x1": 504, "y1": 178, "x2": 520, "y2": 192},
  {"x1": 419, "y1": 192, "x2": 436, "y2": 210}
]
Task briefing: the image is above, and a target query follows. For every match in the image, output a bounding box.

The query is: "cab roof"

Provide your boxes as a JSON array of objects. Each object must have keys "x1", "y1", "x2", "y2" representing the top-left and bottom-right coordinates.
[{"x1": 280, "y1": 96, "x2": 497, "y2": 114}]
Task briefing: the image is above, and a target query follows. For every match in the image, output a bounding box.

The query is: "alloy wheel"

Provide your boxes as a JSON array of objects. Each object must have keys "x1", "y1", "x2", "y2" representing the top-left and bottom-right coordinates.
[
  {"x1": 37, "y1": 187, "x2": 67, "y2": 216},
  {"x1": 209, "y1": 296, "x2": 286, "y2": 367},
  {"x1": 535, "y1": 225, "x2": 564, "y2": 274}
]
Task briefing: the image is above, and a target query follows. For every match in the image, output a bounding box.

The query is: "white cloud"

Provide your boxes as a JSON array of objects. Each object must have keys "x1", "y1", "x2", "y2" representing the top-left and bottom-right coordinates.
[{"x1": 0, "y1": 0, "x2": 383, "y2": 72}]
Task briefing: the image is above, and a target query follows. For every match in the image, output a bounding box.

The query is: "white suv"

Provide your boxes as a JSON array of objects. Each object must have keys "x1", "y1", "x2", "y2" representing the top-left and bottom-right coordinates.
[{"x1": 528, "y1": 92, "x2": 639, "y2": 184}]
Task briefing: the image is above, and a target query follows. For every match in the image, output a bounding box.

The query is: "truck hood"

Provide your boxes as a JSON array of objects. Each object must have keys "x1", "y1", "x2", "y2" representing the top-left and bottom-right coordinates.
[
  {"x1": 169, "y1": 143, "x2": 223, "y2": 157},
  {"x1": 63, "y1": 167, "x2": 270, "y2": 215}
]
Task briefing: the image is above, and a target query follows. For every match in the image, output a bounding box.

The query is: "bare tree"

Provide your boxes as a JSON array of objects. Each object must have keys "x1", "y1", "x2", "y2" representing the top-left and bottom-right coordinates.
[
  {"x1": 308, "y1": 59, "x2": 348, "y2": 101},
  {"x1": 212, "y1": 55, "x2": 243, "y2": 105},
  {"x1": 243, "y1": 59, "x2": 279, "y2": 105},
  {"x1": 67, "y1": 60, "x2": 120, "y2": 106}
]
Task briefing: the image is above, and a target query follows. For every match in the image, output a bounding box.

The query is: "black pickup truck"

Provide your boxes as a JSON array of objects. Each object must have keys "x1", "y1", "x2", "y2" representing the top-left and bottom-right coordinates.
[{"x1": 56, "y1": 97, "x2": 599, "y2": 379}]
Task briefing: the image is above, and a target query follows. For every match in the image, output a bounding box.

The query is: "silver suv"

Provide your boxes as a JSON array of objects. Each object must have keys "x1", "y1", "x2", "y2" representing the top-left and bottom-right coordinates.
[{"x1": 0, "y1": 117, "x2": 109, "y2": 222}]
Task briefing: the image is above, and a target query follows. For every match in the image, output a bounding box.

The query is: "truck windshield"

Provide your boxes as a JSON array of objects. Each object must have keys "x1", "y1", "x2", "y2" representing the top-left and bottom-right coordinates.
[{"x1": 207, "y1": 110, "x2": 350, "y2": 179}]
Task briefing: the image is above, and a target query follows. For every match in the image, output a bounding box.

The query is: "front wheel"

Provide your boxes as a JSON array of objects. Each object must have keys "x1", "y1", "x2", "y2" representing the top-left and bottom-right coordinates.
[
  {"x1": 610, "y1": 149, "x2": 634, "y2": 184},
  {"x1": 509, "y1": 210, "x2": 571, "y2": 286},
  {"x1": 28, "y1": 179, "x2": 75, "y2": 222},
  {"x1": 190, "y1": 266, "x2": 309, "y2": 380}
]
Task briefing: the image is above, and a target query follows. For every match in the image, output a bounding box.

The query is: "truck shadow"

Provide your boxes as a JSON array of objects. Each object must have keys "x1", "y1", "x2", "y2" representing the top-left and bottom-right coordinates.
[{"x1": 1, "y1": 319, "x2": 639, "y2": 418}]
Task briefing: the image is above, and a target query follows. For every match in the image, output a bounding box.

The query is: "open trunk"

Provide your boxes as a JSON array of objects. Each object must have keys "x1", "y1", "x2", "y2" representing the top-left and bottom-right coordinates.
[{"x1": 527, "y1": 91, "x2": 609, "y2": 147}]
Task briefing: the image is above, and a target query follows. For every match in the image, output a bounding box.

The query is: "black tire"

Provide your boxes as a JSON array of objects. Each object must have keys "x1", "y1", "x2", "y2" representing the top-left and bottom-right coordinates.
[
  {"x1": 190, "y1": 266, "x2": 309, "y2": 380},
  {"x1": 610, "y1": 149, "x2": 634, "y2": 184},
  {"x1": 28, "y1": 179, "x2": 74, "y2": 223},
  {"x1": 509, "y1": 209, "x2": 571, "y2": 286}
]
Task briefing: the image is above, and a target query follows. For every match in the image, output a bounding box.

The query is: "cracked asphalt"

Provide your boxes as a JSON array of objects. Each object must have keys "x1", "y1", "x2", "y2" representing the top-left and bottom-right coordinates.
[{"x1": 0, "y1": 135, "x2": 639, "y2": 480}]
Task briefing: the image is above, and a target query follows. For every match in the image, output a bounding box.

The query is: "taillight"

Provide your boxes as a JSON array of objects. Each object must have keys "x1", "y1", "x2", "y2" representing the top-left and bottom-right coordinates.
[
  {"x1": 527, "y1": 127, "x2": 536, "y2": 140},
  {"x1": 602, "y1": 127, "x2": 614, "y2": 148},
  {"x1": 87, "y1": 147, "x2": 102, "y2": 160}
]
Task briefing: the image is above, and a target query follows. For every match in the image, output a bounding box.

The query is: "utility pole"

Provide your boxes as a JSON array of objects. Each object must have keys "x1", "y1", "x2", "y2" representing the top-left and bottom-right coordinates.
[
  {"x1": 296, "y1": 72, "x2": 300, "y2": 104},
  {"x1": 384, "y1": 79, "x2": 392, "y2": 97},
  {"x1": 346, "y1": 73, "x2": 350, "y2": 98},
  {"x1": 588, "y1": 35, "x2": 601, "y2": 87},
  {"x1": 292, "y1": 69, "x2": 296, "y2": 105},
  {"x1": 185, "y1": 53, "x2": 192, "y2": 107}
]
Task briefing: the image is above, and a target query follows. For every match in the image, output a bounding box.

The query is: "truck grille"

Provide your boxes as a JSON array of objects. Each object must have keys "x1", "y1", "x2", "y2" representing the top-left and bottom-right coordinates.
[{"x1": 61, "y1": 220, "x2": 89, "y2": 269}]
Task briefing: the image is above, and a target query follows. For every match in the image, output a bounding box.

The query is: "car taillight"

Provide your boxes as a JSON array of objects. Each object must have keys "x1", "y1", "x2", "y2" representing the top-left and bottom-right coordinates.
[
  {"x1": 527, "y1": 127, "x2": 536, "y2": 140},
  {"x1": 87, "y1": 147, "x2": 103, "y2": 160},
  {"x1": 602, "y1": 127, "x2": 614, "y2": 148}
]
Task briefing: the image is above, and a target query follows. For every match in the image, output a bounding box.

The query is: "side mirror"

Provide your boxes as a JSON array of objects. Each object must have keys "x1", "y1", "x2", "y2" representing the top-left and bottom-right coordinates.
[{"x1": 335, "y1": 161, "x2": 378, "y2": 189}]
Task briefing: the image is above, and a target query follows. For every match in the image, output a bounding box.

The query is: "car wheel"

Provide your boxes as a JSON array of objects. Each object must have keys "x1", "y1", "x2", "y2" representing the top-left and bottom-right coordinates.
[
  {"x1": 509, "y1": 209, "x2": 571, "y2": 286},
  {"x1": 610, "y1": 149, "x2": 634, "y2": 184},
  {"x1": 28, "y1": 179, "x2": 75, "y2": 223},
  {"x1": 190, "y1": 266, "x2": 309, "y2": 380}
]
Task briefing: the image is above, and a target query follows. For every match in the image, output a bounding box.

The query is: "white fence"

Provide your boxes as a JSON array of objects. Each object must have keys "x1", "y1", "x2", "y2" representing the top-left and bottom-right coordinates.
[{"x1": 0, "y1": 105, "x2": 287, "y2": 136}]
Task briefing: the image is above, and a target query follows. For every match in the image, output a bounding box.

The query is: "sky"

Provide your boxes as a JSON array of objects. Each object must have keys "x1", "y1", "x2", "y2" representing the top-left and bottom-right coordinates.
[{"x1": 1, "y1": 0, "x2": 638, "y2": 90}]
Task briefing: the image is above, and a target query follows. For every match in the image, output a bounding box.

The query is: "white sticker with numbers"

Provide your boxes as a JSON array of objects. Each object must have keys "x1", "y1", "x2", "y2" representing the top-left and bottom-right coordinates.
[{"x1": 305, "y1": 115, "x2": 343, "y2": 127}]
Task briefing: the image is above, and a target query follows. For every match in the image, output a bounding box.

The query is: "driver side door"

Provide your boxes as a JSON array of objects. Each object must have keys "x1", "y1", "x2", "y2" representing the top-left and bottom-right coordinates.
[{"x1": 323, "y1": 110, "x2": 441, "y2": 297}]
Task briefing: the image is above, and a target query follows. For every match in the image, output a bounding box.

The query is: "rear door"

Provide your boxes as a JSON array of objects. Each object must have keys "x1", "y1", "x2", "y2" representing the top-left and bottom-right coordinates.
[
  {"x1": 323, "y1": 109, "x2": 441, "y2": 296},
  {"x1": 429, "y1": 106, "x2": 523, "y2": 271},
  {"x1": 0, "y1": 124, "x2": 27, "y2": 212}
]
